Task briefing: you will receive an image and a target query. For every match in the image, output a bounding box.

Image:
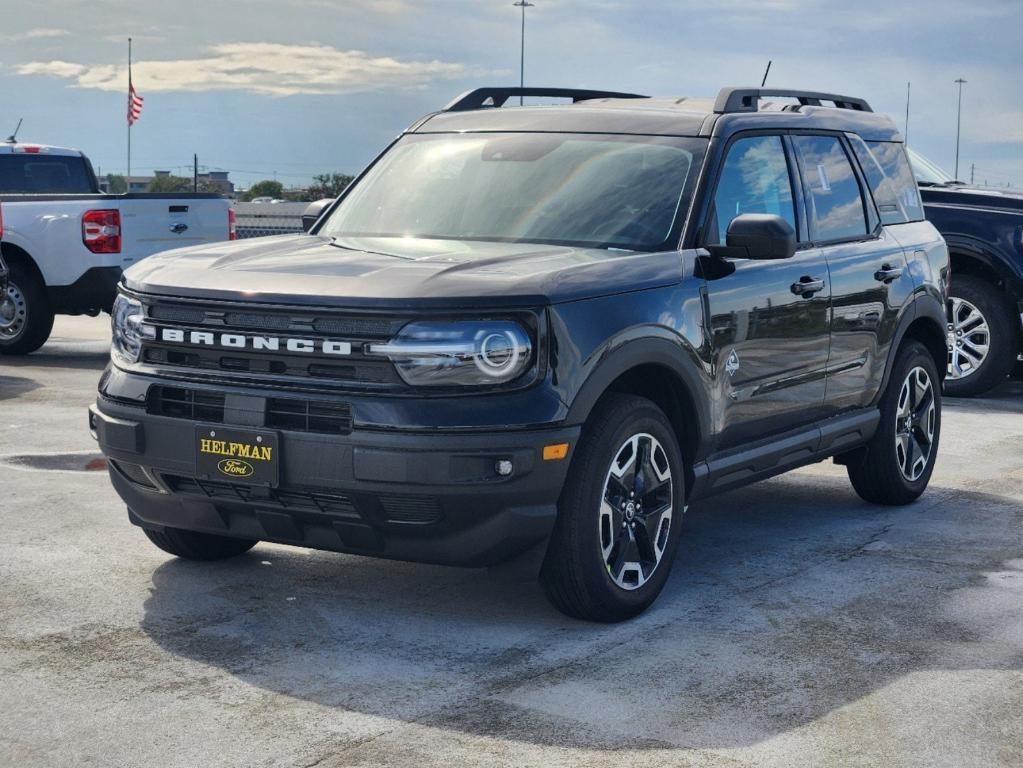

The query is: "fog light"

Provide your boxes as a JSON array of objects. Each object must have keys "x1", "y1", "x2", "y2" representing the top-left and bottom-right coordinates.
[{"x1": 495, "y1": 459, "x2": 514, "y2": 477}]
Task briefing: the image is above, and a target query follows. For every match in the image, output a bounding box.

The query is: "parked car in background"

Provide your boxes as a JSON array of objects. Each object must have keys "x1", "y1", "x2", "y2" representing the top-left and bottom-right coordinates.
[
  {"x1": 92, "y1": 86, "x2": 948, "y2": 621},
  {"x1": 0, "y1": 141, "x2": 234, "y2": 355},
  {"x1": 909, "y1": 149, "x2": 1023, "y2": 396}
]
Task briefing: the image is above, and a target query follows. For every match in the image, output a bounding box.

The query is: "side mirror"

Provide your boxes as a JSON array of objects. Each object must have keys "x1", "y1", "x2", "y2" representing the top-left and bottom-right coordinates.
[
  {"x1": 706, "y1": 214, "x2": 796, "y2": 260},
  {"x1": 301, "y1": 198, "x2": 334, "y2": 232}
]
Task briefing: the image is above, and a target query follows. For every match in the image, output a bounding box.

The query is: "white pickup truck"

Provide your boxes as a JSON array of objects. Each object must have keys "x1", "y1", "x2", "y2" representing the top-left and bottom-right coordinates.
[{"x1": 0, "y1": 141, "x2": 234, "y2": 354}]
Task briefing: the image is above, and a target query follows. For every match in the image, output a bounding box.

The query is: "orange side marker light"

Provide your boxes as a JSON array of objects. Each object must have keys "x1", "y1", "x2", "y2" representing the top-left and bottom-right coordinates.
[{"x1": 543, "y1": 443, "x2": 569, "y2": 461}]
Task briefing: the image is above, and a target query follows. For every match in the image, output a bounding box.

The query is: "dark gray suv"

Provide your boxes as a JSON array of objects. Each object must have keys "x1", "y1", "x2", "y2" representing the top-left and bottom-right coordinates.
[{"x1": 92, "y1": 86, "x2": 949, "y2": 621}]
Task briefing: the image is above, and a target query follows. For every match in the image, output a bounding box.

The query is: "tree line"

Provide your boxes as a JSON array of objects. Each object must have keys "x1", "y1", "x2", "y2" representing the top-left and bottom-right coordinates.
[{"x1": 104, "y1": 173, "x2": 355, "y2": 201}]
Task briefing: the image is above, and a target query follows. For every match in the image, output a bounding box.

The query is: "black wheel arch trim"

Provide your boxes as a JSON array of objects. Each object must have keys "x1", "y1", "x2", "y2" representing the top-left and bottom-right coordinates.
[
  {"x1": 874, "y1": 294, "x2": 946, "y2": 406},
  {"x1": 564, "y1": 334, "x2": 712, "y2": 460},
  {"x1": 943, "y1": 233, "x2": 1023, "y2": 290}
]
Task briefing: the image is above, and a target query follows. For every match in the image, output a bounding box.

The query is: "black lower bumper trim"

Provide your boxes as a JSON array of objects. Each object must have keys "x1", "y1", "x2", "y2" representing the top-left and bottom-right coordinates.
[{"x1": 95, "y1": 397, "x2": 578, "y2": 568}]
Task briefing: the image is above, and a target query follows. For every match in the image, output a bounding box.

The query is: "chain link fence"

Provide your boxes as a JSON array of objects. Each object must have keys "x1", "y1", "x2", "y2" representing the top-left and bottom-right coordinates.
[{"x1": 234, "y1": 202, "x2": 308, "y2": 239}]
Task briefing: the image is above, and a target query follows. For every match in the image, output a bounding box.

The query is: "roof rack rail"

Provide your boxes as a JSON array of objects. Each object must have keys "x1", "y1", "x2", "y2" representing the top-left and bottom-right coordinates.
[
  {"x1": 443, "y1": 87, "x2": 648, "y2": 112},
  {"x1": 714, "y1": 87, "x2": 872, "y2": 114}
]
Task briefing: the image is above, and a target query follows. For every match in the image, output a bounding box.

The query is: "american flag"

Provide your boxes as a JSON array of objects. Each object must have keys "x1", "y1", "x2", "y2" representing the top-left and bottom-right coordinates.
[{"x1": 127, "y1": 81, "x2": 143, "y2": 126}]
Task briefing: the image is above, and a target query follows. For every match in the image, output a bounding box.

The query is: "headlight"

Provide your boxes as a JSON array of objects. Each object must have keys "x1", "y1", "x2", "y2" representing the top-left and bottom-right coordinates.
[
  {"x1": 368, "y1": 320, "x2": 533, "y2": 386},
  {"x1": 110, "y1": 294, "x2": 153, "y2": 366}
]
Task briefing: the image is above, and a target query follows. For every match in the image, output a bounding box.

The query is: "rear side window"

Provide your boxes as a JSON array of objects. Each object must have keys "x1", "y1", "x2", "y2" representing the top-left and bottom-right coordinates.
[
  {"x1": 791, "y1": 135, "x2": 868, "y2": 242},
  {"x1": 0, "y1": 154, "x2": 94, "y2": 193},
  {"x1": 710, "y1": 135, "x2": 797, "y2": 244},
  {"x1": 855, "y1": 140, "x2": 925, "y2": 224}
]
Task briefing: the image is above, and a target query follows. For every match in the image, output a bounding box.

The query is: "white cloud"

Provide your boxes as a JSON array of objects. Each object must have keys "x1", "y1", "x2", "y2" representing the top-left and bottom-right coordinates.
[
  {"x1": 16, "y1": 42, "x2": 469, "y2": 97},
  {"x1": 3, "y1": 27, "x2": 69, "y2": 41},
  {"x1": 18, "y1": 60, "x2": 86, "y2": 79}
]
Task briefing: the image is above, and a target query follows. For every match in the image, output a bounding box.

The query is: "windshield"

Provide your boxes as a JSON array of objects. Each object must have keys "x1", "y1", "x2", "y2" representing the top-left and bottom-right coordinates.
[
  {"x1": 320, "y1": 133, "x2": 704, "y2": 252},
  {"x1": 906, "y1": 148, "x2": 954, "y2": 185}
]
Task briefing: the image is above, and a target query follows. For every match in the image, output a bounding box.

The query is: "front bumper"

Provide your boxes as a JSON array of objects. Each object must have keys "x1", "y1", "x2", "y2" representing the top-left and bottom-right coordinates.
[{"x1": 90, "y1": 396, "x2": 578, "y2": 568}]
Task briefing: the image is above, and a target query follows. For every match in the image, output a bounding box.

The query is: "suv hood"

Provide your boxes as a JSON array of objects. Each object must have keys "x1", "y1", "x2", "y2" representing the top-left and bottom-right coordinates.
[{"x1": 123, "y1": 234, "x2": 683, "y2": 307}]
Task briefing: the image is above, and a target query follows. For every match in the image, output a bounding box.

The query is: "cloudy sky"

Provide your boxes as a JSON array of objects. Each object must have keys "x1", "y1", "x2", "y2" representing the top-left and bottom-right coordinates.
[{"x1": 3, "y1": 0, "x2": 1021, "y2": 188}]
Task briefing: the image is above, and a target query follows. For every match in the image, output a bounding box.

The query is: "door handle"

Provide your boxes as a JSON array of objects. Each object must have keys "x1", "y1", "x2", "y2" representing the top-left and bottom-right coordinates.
[
  {"x1": 791, "y1": 276, "x2": 825, "y2": 297},
  {"x1": 874, "y1": 264, "x2": 903, "y2": 283},
  {"x1": 169, "y1": 222, "x2": 189, "y2": 234}
]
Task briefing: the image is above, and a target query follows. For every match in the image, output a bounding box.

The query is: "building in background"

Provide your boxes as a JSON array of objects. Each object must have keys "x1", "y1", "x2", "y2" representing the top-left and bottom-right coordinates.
[{"x1": 98, "y1": 169, "x2": 235, "y2": 195}]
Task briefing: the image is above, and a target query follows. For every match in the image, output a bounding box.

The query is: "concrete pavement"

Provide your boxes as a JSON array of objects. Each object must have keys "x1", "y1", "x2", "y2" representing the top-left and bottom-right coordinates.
[{"x1": 1, "y1": 316, "x2": 1021, "y2": 767}]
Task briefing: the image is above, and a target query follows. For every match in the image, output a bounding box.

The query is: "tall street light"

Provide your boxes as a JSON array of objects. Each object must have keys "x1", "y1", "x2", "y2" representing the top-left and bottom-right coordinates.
[
  {"x1": 514, "y1": 0, "x2": 534, "y2": 105},
  {"x1": 954, "y1": 77, "x2": 967, "y2": 180}
]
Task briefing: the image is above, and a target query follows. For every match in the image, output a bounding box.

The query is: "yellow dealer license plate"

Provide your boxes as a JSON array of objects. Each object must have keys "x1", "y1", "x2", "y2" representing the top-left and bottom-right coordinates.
[{"x1": 195, "y1": 426, "x2": 279, "y2": 486}]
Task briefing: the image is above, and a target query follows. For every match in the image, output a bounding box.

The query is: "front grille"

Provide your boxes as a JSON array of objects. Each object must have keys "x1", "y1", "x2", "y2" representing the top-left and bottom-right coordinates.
[
  {"x1": 109, "y1": 459, "x2": 159, "y2": 490},
  {"x1": 148, "y1": 386, "x2": 226, "y2": 422},
  {"x1": 149, "y1": 305, "x2": 206, "y2": 324},
  {"x1": 148, "y1": 385, "x2": 353, "y2": 436},
  {"x1": 266, "y1": 397, "x2": 353, "y2": 434},
  {"x1": 379, "y1": 495, "x2": 443, "y2": 525},
  {"x1": 142, "y1": 298, "x2": 407, "y2": 389},
  {"x1": 164, "y1": 475, "x2": 358, "y2": 517},
  {"x1": 224, "y1": 312, "x2": 291, "y2": 331}
]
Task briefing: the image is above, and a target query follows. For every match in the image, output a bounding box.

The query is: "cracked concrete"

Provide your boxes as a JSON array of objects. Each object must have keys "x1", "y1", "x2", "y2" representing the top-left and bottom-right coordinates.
[{"x1": 1, "y1": 316, "x2": 1022, "y2": 767}]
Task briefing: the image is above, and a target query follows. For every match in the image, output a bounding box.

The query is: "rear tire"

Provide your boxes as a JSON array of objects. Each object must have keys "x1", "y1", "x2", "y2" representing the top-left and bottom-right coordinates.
[
  {"x1": 944, "y1": 274, "x2": 1019, "y2": 397},
  {"x1": 846, "y1": 340, "x2": 941, "y2": 506},
  {"x1": 143, "y1": 525, "x2": 257, "y2": 561},
  {"x1": 540, "y1": 394, "x2": 685, "y2": 622},
  {"x1": 0, "y1": 262, "x2": 54, "y2": 355}
]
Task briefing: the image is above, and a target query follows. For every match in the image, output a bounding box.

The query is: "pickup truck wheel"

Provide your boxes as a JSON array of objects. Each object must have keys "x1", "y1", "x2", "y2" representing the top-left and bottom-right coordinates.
[
  {"x1": 0, "y1": 263, "x2": 54, "y2": 355},
  {"x1": 846, "y1": 340, "x2": 941, "y2": 506},
  {"x1": 142, "y1": 526, "x2": 258, "y2": 561},
  {"x1": 540, "y1": 394, "x2": 685, "y2": 622},
  {"x1": 944, "y1": 274, "x2": 1020, "y2": 397}
]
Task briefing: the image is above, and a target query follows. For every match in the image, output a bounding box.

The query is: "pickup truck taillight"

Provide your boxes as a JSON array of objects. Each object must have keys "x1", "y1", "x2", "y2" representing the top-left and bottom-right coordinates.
[
  {"x1": 228, "y1": 208, "x2": 237, "y2": 240},
  {"x1": 82, "y1": 209, "x2": 121, "y2": 253}
]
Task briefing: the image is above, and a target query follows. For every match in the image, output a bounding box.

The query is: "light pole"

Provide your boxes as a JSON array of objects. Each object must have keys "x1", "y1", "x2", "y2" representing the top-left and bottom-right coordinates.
[
  {"x1": 513, "y1": 0, "x2": 534, "y2": 105},
  {"x1": 954, "y1": 77, "x2": 967, "y2": 180}
]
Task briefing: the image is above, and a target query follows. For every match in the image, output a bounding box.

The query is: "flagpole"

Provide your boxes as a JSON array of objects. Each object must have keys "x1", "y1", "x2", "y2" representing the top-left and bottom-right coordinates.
[{"x1": 127, "y1": 37, "x2": 132, "y2": 183}]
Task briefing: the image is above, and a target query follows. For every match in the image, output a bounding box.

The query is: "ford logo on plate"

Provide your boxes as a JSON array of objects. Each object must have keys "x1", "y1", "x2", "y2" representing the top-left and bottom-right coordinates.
[{"x1": 218, "y1": 458, "x2": 254, "y2": 478}]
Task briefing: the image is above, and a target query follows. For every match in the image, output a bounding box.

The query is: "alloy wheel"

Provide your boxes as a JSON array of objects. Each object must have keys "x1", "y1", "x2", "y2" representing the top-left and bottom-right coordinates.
[
  {"x1": 0, "y1": 281, "x2": 27, "y2": 341},
  {"x1": 895, "y1": 366, "x2": 936, "y2": 482},
  {"x1": 598, "y1": 432, "x2": 674, "y2": 590},
  {"x1": 947, "y1": 296, "x2": 990, "y2": 379}
]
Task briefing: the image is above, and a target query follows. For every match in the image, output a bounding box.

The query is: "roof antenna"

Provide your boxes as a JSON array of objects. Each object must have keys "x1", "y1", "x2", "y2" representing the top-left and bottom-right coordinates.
[
  {"x1": 6, "y1": 118, "x2": 23, "y2": 143},
  {"x1": 760, "y1": 61, "x2": 772, "y2": 88}
]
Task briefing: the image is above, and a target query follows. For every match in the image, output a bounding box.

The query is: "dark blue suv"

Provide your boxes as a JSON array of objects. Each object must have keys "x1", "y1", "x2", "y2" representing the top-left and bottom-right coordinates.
[{"x1": 92, "y1": 87, "x2": 949, "y2": 621}]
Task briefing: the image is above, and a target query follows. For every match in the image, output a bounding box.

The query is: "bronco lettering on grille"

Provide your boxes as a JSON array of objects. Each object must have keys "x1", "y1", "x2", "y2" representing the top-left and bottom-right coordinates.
[{"x1": 160, "y1": 328, "x2": 352, "y2": 356}]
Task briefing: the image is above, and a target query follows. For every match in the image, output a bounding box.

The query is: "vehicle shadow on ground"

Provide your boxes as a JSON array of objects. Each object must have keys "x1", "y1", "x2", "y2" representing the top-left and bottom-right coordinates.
[
  {"x1": 0, "y1": 349, "x2": 109, "y2": 372},
  {"x1": 944, "y1": 376, "x2": 1023, "y2": 415},
  {"x1": 0, "y1": 374, "x2": 41, "y2": 400},
  {"x1": 139, "y1": 472, "x2": 1023, "y2": 751}
]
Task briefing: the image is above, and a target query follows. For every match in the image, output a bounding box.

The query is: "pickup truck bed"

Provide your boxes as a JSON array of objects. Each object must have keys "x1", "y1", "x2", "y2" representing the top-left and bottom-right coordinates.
[
  {"x1": 0, "y1": 192, "x2": 229, "y2": 313},
  {"x1": 0, "y1": 141, "x2": 232, "y2": 354}
]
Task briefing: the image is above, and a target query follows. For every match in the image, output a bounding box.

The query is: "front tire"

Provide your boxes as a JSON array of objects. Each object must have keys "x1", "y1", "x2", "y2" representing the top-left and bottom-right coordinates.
[
  {"x1": 0, "y1": 262, "x2": 54, "y2": 355},
  {"x1": 846, "y1": 340, "x2": 941, "y2": 506},
  {"x1": 143, "y1": 525, "x2": 257, "y2": 561},
  {"x1": 540, "y1": 394, "x2": 685, "y2": 622},
  {"x1": 944, "y1": 274, "x2": 1020, "y2": 397}
]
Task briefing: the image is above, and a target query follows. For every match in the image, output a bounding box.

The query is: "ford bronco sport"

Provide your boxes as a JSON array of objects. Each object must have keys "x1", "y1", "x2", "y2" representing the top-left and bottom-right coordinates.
[{"x1": 91, "y1": 87, "x2": 949, "y2": 622}]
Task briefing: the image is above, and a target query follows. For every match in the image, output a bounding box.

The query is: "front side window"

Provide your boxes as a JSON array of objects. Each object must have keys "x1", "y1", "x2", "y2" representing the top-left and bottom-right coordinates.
[
  {"x1": 320, "y1": 133, "x2": 703, "y2": 252},
  {"x1": 792, "y1": 135, "x2": 868, "y2": 242},
  {"x1": 710, "y1": 135, "x2": 796, "y2": 244},
  {"x1": 858, "y1": 140, "x2": 925, "y2": 223}
]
